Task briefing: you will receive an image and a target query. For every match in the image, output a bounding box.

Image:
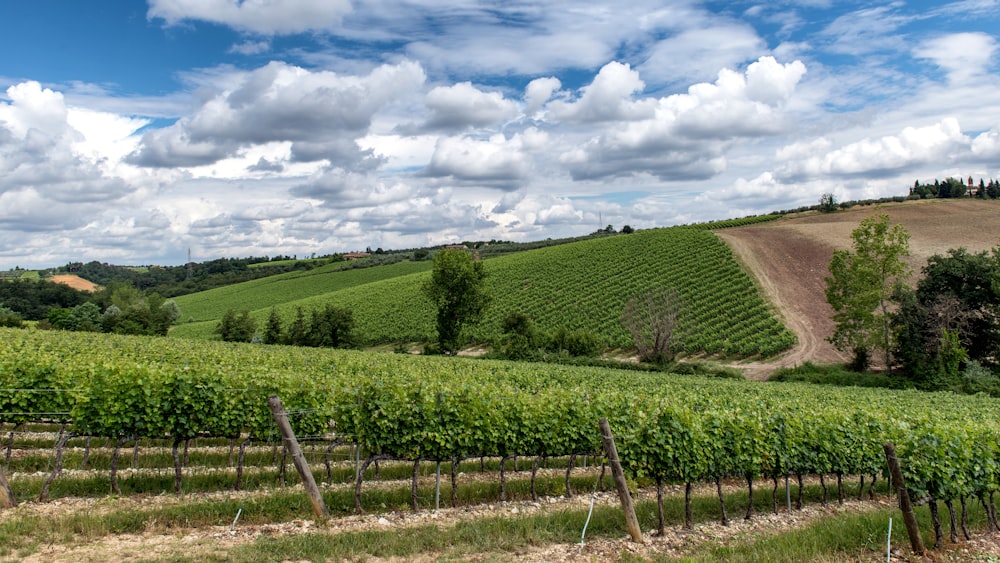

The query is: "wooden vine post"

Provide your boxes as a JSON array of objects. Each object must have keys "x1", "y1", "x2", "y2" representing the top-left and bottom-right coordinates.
[
  {"x1": 268, "y1": 396, "x2": 329, "y2": 519},
  {"x1": 883, "y1": 443, "x2": 924, "y2": 556},
  {"x1": 0, "y1": 465, "x2": 16, "y2": 509},
  {"x1": 599, "y1": 418, "x2": 644, "y2": 543}
]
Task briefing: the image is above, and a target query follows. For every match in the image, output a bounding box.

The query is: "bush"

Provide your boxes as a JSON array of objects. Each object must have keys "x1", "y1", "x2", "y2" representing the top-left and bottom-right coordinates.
[
  {"x1": 0, "y1": 305, "x2": 24, "y2": 328},
  {"x1": 547, "y1": 327, "x2": 604, "y2": 358}
]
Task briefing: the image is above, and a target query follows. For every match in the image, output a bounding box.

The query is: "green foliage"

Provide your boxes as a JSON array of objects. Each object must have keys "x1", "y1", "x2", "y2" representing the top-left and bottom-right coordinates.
[
  {"x1": 546, "y1": 327, "x2": 604, "y2": 357},
  {"x1": 0, "y1": 278, "x2": 89, "y2": 320},
  {"x1": 769, "y1": 362, "x2": 911, "y2": 389},
  {"x1": 264, "y1": 307, "x2": 283, "y2": 344},
  {"x1": 825, "y1": 214, "x2": 910, "y2": 371},
  {"x1": 497, "y1": 312, "x2": 541, "y2": 360},
  {"x1": 8, "y1": 326, "x2": 1000, "y2": 518},
  {"x1": 171, "y1": 260, "x2": 432, "y2": 324},
  {"x1": 0, "y1": 305, "x2": 23, "y2": 328},
  {"x1": 818, "y1": 193, "x2": 837, "y2": 213},
  {"x1": 306, "y1": 304, "x2": 355, "y2": 348},
  {"x1": 621, "y1": 287, "x2": 684, "y2": 364},
  {"x1": 216, "y1": 309, "x2": 257, "y2": 343},
  {"x1": 423, "y1": 249, "x2": 489, "y2": 353}
]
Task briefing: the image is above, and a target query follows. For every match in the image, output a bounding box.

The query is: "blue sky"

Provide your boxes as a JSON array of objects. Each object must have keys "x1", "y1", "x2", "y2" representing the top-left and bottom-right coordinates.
[{"x1": 1, "y1": 0, "x2": 999, "y2": 268}]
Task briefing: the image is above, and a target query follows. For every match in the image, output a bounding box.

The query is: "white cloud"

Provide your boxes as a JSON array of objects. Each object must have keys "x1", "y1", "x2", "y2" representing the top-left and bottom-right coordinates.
[
  {"x1": 422, "y1": 82, "x2": 519, "y2": 131},
  {"x1": 557, "y1": 57, "x2": 807, "y2": 181},
  {"x1": 129, "y1": 61, "x2": 426, "y2": 168},
  {"x1": 148, "y1": 0, "x2": 352, "y2": 34},
  {"x1": 424, "y1": 134, "x2": 532, "y2": 187},
  {"x1": 971, "y1": 126, "x2": 1000, "y2": 159},
  {"x1": 548, "y1": 62, "x2": 655, "y2": 123},
  {"x1": 229, "y1": 39, "x2": 271, "y2": 55},
  {"x1": 524, "y1": 77, "x2": 562, "y2": 114},
  {"x1": 914, "y1": 32, "x2": 998, "y2": 83},
  {"x1": 0, "y1": 81, "x2": 142, "y2": 205},
  {"x1": 638, "y1": 22, "x2": 766, "y2": 86},
  {"x1": 776, "y1": 118, "x2": 971, "y2": 180}
]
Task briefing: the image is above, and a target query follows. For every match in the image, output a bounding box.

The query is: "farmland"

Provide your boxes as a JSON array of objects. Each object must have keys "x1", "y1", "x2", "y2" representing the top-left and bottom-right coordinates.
[
  {"x1": 171, "y1": 223, "x2": 796, "y2": 358},
  {"x1": 8, "y1": 200, "x2": 1000, "y2": 560},
  {"x1": 4, "y1": 327, "x2": 1000, "y2": 560}
]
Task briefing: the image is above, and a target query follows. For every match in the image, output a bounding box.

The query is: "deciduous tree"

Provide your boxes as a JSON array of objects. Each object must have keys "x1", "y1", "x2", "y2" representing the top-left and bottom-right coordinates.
[
  {"x1": 825, "y1": 214, "x2": 910, "y2": 372},
  {"x1": 423, "y1": 249, "x2": 489, "y2": 354}
]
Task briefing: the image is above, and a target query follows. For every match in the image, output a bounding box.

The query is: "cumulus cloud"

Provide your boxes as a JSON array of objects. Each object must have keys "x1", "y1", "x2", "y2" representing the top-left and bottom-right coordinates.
[
  {"x1": 914, "y1": 32, "x2": 998, "y2": 83},
  {"x1": 525, "y1": 77, "x2": 562, "y2": 114},
  {"x1": 557, "y1": 57, "x2": 807, "y2": 181},
  {"x1": 548, "y1": 62, "x2": 655, "y2": 123},
  {"x1": 775, "y1": 118, "x2": 971, "y2": 180},
  {"x1": 421, "y1": 82, "x2": 519, "y2": 131},
  {"x1": 423, "y1": 134, "x2": 532, "y2": 188},
  {"x1": 637, "y1": 21, "x2": 766, "y2": 86},
  {"x1": 128, "y1": 60, "x2": 426, "y2": 168},
  {"x1": 290, "y1": 168, "x2": 421, "y2": 209},
  {"x1": 0, "y1": 81, "x2": 140, "y2": 204},
  {"x1": 148, "y1": 0, "x2": 352, "y2": 34},
  {"x1": 971, "y1": 126, "x2": 1000, "y2": 160}
]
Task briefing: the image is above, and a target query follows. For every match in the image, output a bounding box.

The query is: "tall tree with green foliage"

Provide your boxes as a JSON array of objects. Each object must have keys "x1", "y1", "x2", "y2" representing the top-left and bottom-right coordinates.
[
  {"x1": 423, "y1": 249, "x2": 489, "y2": 354},
  {"x1": 825, "y1": 214, "x2": 911, "y2": 372}
]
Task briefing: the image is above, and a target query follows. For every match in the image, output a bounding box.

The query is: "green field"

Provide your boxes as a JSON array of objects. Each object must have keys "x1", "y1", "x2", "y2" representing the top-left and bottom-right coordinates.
[
  {"x1": 170, "y1": 226, "x2": 795, "y2": 358},
  {"x1": 171, "y1": 259, "x2": 433, "y2": 323}
]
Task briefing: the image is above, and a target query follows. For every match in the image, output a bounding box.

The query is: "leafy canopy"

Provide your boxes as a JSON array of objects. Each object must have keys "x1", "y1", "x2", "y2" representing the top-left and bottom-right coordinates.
[{"x1": 423, "y1": 249, "x2": 489, "y2": 353}]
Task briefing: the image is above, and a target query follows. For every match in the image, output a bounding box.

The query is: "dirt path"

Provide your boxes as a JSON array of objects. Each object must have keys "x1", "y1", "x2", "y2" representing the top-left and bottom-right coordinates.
[{"x1": 717, "y1": 224, "x2": 848, "y2": 380}]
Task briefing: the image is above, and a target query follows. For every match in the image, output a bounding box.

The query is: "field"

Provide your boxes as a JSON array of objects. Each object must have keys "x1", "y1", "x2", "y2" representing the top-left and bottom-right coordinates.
[
  {"x1": 5, "y1": 328, "x2": 1000, "y2": 561},
  {"x1": 171, "y1": 224, "x2": 796, "y2": 359}
]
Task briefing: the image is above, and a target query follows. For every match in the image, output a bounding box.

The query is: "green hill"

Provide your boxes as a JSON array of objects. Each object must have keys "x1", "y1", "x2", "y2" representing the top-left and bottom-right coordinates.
[
  {"x1": 170, "y1": 259, "x2": 433, "y2": 323},
  {"x1": 170, "y1": 225, "x2": 795, "y2": 358}
]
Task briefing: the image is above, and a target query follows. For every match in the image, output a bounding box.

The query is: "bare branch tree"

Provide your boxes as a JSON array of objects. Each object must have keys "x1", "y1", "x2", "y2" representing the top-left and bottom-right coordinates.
[{"x1": 621, "y1": 287, "x2": 684, "y2": 364}]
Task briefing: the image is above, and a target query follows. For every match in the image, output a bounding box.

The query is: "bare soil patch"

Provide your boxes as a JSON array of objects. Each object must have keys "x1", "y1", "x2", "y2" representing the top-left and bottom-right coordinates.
[
  {"x1": 48, "y1": 275, "x2": 99, "y2": 292},
  {"x1": 718, "y1": 199, "x2": 1000, "y2": 379}
]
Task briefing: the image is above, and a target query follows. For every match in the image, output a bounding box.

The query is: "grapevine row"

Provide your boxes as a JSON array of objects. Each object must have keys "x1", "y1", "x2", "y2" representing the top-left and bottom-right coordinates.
[{"x1": 2, "y1": 328, "x2": 997, "y2": 523}]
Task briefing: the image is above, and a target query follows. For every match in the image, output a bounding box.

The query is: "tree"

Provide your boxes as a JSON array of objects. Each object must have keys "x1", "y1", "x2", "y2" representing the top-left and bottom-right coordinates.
[
  {"x1": 216, "y1": 309, "x2": 257, "y2": 342},
  {"x1": 307, "y1": 304, "x2": 355, "y2": 348},
  {"x1": 264, "y1": 307, "x2": 283, "y2": 344},
  {"x1": 498, "y1": 311, "x2": 540, "y2": 360},
  {"x1": 621, "y1": 287, "x2": 685, "y2": 364},
  {"x1": 892, "y1": 246, "x2": 1000, "y2": 387},
  {"x1": 423, "y1": 249, "x2": 489, "y2": 354},
  {"x1": 818, "y1": 193, "x2": 837, "y2": 213},
  {"x1": 825, "y1": 214, "x2": 910, "y2": 372},
  {"x1": 285, "y1": 306, "x2": 309, "y2": 346}
]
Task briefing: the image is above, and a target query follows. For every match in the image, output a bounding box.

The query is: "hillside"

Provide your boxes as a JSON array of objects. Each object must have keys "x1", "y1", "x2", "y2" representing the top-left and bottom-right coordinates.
[
  {"x1": 718, "y1": 198, "x2": 1000, "y2": 376},
  {"x1": 170, "y1": 259, "x2": 433, "y2": 323},
  {"x1": 170, "y1": 225, "x2": 795, "y2": 358}
]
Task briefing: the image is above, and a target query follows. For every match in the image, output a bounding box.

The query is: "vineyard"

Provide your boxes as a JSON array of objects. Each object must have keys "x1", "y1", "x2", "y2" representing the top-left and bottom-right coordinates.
[
  {"x1": 170, "y1": 225, "x2": 796, "y2": 358},
  {"x1": 3, "y1": 328, "x2": 1000, "y2": 559}
]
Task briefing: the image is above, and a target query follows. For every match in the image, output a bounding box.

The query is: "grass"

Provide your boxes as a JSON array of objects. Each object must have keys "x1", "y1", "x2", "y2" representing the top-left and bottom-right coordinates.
[
  {"x1": 224, "y1": 482, "x2": 886, "y2": 562},
  {"x1": 10, "y1": 464, "x2": 982, "y2": 563},
  {"x1": 681, "y1": 499, "x2": 991, "y2": 562}
]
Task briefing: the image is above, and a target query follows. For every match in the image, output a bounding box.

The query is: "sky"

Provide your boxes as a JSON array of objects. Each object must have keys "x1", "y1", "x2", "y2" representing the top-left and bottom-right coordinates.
[{"x1": 1, "y1": 1, "x2": 999, "y2": 269}]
